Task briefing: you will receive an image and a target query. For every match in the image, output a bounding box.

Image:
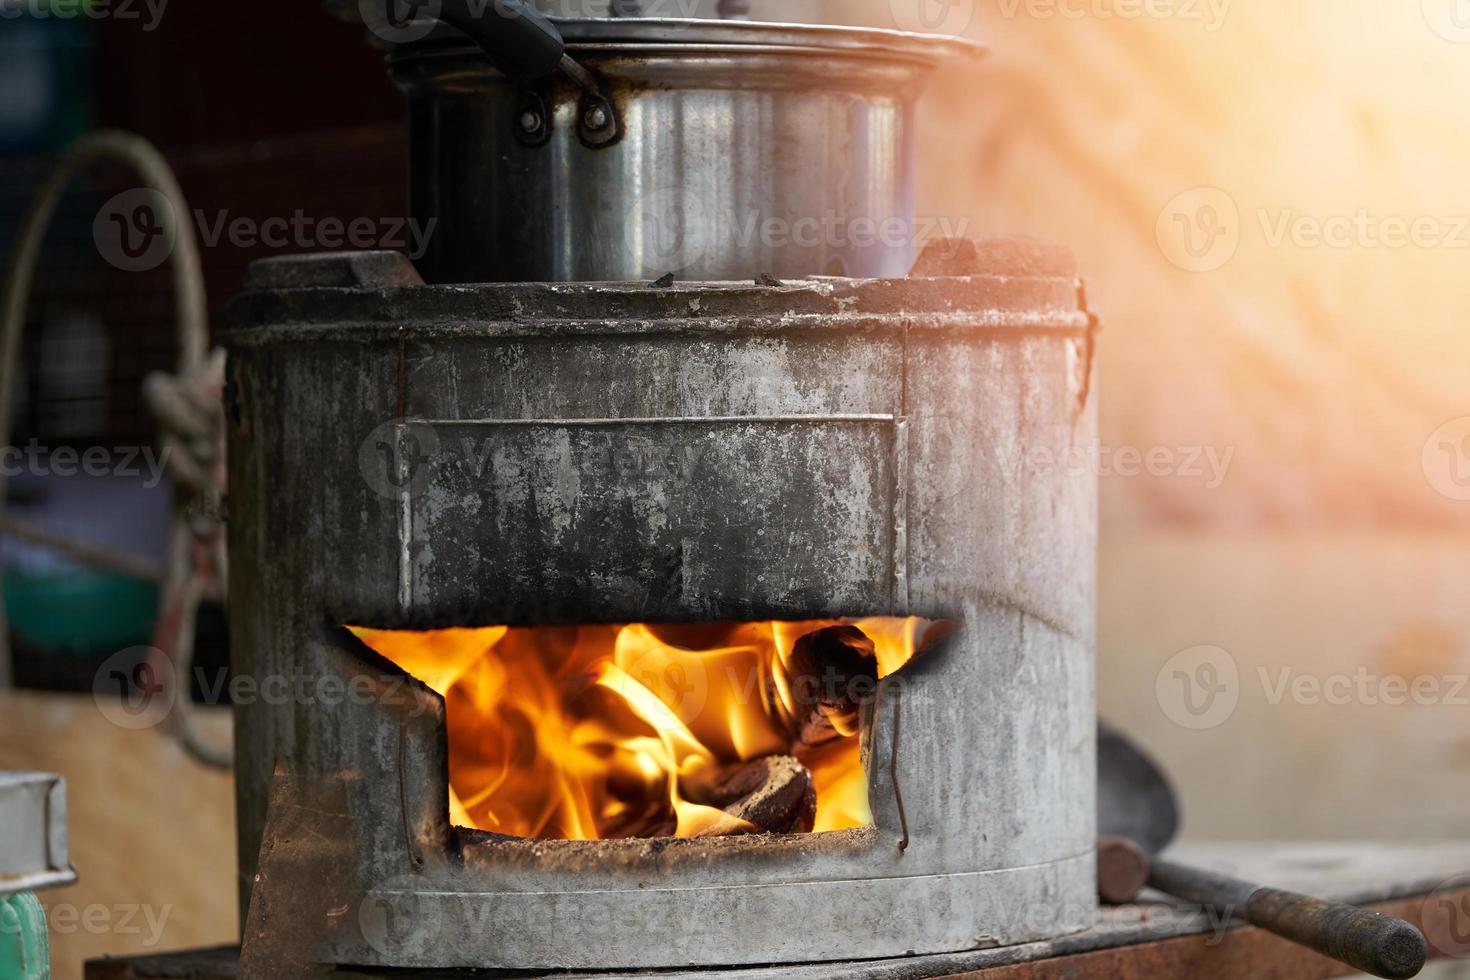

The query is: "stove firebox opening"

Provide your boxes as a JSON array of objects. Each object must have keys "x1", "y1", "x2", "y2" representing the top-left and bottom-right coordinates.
[{"x1": 348, "y1": 617, "x2": 949, "y2": 842}]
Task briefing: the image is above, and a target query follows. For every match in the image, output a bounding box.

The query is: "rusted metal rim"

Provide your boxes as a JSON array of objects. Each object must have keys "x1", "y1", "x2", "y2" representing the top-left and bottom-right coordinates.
[
  {"x1": 223, "y1": 249, "x2": 1090, "y2": 339},
  {"x1": 391, "y1": 17, "x2": 987, "y2": 66}
]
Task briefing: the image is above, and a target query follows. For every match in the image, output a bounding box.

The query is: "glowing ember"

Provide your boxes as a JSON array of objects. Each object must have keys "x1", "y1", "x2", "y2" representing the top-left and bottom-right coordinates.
[{"x1": 348, "y1": 617, "x2": 945, "y2": 840}]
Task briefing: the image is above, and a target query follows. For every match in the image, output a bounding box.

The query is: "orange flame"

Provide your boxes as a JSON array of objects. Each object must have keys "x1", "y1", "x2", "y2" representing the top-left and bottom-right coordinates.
[{"x1": 348, "y1": 617, "x2": 942, "y2": 840}]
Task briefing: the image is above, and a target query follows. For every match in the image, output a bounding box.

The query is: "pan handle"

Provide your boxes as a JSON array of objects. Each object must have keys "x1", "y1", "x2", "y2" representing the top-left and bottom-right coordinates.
[{"x1": 1149, "y1": 859, "x2": 1428, "y2": 979}]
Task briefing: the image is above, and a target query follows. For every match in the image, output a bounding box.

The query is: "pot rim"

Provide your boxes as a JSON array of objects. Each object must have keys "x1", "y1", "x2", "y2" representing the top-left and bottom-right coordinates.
[{"x1": 390, "y1": 17, "x2": 987, "y2": 65}]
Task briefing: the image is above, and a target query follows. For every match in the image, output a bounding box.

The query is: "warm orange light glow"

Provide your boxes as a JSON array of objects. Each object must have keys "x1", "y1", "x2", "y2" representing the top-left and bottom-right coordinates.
[{"x1": 348, "y1": 617, "x2": 944, "y2": 840}]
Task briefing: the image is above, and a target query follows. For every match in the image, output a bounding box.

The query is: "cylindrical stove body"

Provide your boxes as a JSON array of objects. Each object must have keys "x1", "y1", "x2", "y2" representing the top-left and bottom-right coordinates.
[
  {"x1": 224, "y1": 244, "x2": 1097, "y2": 969},
  {"x1": 390, "y1": 21, "x2": 981, "y2": 284}
]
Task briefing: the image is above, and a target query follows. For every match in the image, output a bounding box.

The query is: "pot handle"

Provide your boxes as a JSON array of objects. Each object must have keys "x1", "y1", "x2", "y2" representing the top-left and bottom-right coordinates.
[
  {"x1": 397, "y1": 0, "x2": 621, "y2": 145},
  {"x1": 402, "y1": 0, "x2": 566, "y2": 81}
]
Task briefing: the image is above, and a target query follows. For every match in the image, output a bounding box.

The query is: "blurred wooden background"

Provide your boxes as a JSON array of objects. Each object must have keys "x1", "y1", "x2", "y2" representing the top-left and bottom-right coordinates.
[{"x1": 841, "y1": 0, "x2": 1470, "y2": 846}]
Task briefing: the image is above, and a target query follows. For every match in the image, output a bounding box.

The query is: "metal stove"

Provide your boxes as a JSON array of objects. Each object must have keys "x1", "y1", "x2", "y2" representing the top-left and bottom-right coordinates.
[{"x1": 221, "y1": 238, "x2": 1098, "y2": 973}]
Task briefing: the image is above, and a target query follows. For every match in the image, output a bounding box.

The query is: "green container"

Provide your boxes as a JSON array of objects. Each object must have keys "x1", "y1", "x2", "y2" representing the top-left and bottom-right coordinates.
[
  {"x1": 0, "y1": 892, "x2": 49, "y2": 980},
  {"x1": 3, "y1": 569, "x2": 157, "y2": 655}
]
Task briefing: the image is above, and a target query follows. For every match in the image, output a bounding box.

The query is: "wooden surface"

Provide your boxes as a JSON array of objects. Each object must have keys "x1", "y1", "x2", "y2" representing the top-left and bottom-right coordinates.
[
  {"x1": 960, "y1": 892, "x2": 1470, "y2": 980},
  {"x1": 0, "y1": 690, "x2": 238, "y2": 980}
]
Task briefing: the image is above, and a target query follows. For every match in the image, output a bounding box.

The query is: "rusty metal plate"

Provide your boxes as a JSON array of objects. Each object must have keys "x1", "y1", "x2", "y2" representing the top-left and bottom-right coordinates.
[{"x1": 392, "y1": 415, "x2": 905, "y2": 624}]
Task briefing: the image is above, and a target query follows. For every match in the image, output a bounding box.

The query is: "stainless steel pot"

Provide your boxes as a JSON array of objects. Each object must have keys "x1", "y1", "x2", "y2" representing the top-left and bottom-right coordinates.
[{"x1": 389, "y1": 19, "x2": 982, "y2": 283}]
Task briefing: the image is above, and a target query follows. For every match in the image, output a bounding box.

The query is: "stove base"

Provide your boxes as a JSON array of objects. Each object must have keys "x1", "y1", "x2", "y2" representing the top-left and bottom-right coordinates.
[{"x1": 85, "y1": 843, "x2": 1470, "y2": 980}]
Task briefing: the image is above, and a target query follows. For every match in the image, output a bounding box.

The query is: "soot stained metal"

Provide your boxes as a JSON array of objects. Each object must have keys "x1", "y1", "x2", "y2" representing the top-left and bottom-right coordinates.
[{"x1": 224, "y1": 239, "x2": 1099, "y2": 970}]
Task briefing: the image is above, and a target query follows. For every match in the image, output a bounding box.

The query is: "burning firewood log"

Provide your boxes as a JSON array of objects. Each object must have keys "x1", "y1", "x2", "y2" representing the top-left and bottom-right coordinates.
[
  {"x1": 693, "y1": 755, "x2": 817, "y2": 837},
  {"x1": 781, "y1": 625, "x2": 880, "y2": 758}
]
